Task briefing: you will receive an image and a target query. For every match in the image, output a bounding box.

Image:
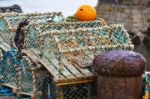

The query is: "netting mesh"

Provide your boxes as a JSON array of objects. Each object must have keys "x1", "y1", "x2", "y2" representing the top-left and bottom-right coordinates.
[
  {"x1": 0, "y1": 50, "x2": 50, "y2": 94},
  {"x1": 56, "y1": 83, "x2": 96, "y2": 99},
  {"x1": 0, "y1": 19, "x2": 8, "y2": 32},
  {"x1": 25, "y1": 19, "x2": 106, "y2": 49},
  {"x1": 0, "y1": 12, "x2": 64, "y2": 45},
  {"x1": 19, "y1": 57, "x2": 50, "y2": 94},
  {"x1": 0, "y1": 19, "x2": 9, "y2": 43},
  {"x1": 49, "y1": 25, "x2": 130, "y2": 51},
  {"x1": 0, "y1": 49, "x2": 19, "y2": 86},
  {"x1": 31, "y1": 19, "x2": 106, "y2": 33},
  {"x1": 27, "y1": 24, "x2": 133, "y2": 69},
  {"x1": 34, "y1": 70, "x2": 50, "y2": 93},
  {"x1": 0, "y1": 12, "x2": 63, "y2": 30},
  {"x1": 0, "y1": 13, "x2": 133, "y2": 98},
  {"x1": 19, "y1": 58, "x2": 33, "y2": 93}
]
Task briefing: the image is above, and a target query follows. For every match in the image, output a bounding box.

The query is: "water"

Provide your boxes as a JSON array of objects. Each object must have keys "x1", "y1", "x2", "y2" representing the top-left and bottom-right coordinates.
[{"x1": 0, "y1": 0, "x2": 98, "y2": 17}]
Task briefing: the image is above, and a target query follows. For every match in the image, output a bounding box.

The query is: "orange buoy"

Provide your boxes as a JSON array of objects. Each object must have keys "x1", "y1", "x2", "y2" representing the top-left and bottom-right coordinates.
[{"x1": 76, "y1": 5, "x2": 97, "y2": 21}]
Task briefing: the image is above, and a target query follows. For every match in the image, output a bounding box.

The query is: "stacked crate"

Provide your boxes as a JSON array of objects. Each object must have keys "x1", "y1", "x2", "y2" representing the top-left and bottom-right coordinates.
[
  {"x1": 0, "y1": 12, "x2": 63, "y2": 45},
  {"x1": 21, "y1": 22, "x2": 133, "y2": 98},
  {"x1": 0, "y1": 12, "x2": 63, "y2": 98},
  {"x1": 19, "y1": 19, "x2": 107, "y2": 98},
  {"x1": 0, "y1": 12, "x2": 134, "y2": 98}
]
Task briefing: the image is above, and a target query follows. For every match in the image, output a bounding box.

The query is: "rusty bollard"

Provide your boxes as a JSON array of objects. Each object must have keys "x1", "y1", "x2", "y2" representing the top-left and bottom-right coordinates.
[{"x1": 93, "y1": 51, "x2": 146, "y2": 99}]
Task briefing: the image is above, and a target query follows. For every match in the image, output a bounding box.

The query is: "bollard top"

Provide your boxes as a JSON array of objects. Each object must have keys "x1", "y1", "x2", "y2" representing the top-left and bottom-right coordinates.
[{"x1": 93, "y1": 51, "x2": 147, "y2": 77}]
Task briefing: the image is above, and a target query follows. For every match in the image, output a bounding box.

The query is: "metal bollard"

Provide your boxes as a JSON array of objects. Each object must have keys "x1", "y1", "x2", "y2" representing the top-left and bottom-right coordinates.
[{"x1": 93, "y1": 51, "x2": 147, "y2": 99}]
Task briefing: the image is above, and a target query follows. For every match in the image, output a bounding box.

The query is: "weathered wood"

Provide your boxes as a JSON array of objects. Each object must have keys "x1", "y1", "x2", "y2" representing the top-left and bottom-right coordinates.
[
  {"x1": 69, "y1": 58, "x2": 93, "y2": 76},
  {"x1": 0, "y1": 42, "x2": 11, "y2": 51},
  {"x1": 64, "y1": 56, "x2": 93, "y2": 77},
  {"x1": 56, "y1": 79, "x2": 95, "y2": 87},
  {"x1": 61, "y1": 58, "x2": 84, "y2": 77},
  {"x1": 25, "y1": 48, "x2": 95, "y2": 83},
  {"x1": 19, "y1": 92, "x2": 38, "y2": 99},
  {"x1": 23, "y1": 49, "x2": 66, "y2": 81},
  {"x1": 21, "y1": 49, "x2": 42, "y2": 68},
  {"x1": 85, "y1": 51, "x2": 94, "y2": 59},
  {"x1": 1, "y1": 83, "x2": 19, "y2": 94},
  {"x1": 31, "y1": 71, "x2": 36, "y2": 94},
  {"x1": 38, "y1": 58, "x2": 65, "y2": 82},
  {"x1": 0, "y1": 96, "x2": 14, "y2": 99},
  {"x1": 97, "y1": 76, "x2": 142, "y2": 99},
  {"x1": 50, "y1": 57, "x2": 76, "y2": 79},
  {"x1": 93, "y1": 51, "x2": 146, "y2": 99}
]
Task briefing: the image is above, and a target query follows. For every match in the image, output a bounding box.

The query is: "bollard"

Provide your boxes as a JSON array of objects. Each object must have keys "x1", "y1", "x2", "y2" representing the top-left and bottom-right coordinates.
[{"x1": 93, "y1": 51, "x2": 146, "y2": 99}]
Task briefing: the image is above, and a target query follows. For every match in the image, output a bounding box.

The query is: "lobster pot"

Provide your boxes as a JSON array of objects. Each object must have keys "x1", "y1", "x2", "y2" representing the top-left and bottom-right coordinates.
[
  {"x1": 54, "y1": 82, "x2": 96, "y2": 99},
  {"x1": 0, "y1": 19, "x2": 134, "y2": 98},
  {"x1": 0, "y1": 12, "x2": 64, "y2": 45},
  {"x1": 34, "y1": 24, "x2": 133, "y2": 61},
  {"x1": 40, "y1": 77, "x2": 96, "y2": 99},
  {"x1": 19, "y1": 58, "x2": 50, "y2": 96},
  {"x1": 0, "y1": 49, "x2": 19, "y2": 87},
  {"x1": 25, "y1": 19, "x2": 106, "y2": 49},
  {"x1": 19, "y1": 58, "x2": 32, "y2": 93},
  {"x1": 20, "y1": 23, "x2": 133, "y2": 98}
]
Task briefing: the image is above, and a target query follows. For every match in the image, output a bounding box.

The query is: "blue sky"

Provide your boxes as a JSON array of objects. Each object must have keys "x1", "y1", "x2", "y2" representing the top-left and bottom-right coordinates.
[{"x1": 0, "y1": 0, "x2": 98, "y2": 17}]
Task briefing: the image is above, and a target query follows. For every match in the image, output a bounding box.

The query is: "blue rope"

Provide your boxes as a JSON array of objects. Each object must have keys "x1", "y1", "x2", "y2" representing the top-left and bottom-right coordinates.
[{"x1": 0, "y1": 87, "x2": 14, "y2": 96}]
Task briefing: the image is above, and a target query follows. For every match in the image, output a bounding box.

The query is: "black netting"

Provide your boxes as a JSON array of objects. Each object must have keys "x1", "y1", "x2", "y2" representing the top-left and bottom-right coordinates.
[{"x1": 61, "y1": 83, "x2": 96, "y2": 99}]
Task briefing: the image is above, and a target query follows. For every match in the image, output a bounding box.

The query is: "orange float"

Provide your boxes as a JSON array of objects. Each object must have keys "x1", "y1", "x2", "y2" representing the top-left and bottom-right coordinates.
[{"x1": 76, "y1": 5, "x2": 97, "y2": 21}]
